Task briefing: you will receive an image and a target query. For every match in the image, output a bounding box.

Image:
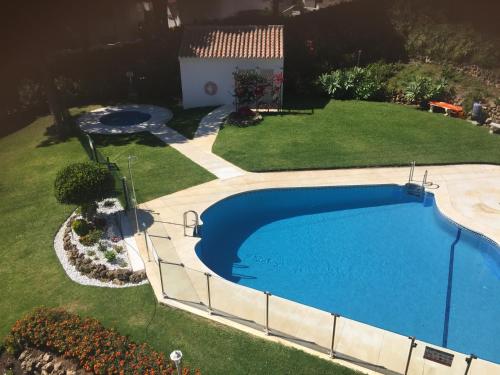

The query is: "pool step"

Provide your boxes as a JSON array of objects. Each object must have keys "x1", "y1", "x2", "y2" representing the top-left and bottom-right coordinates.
[{"x1": 405, "y1": 183, "x2": 425, "y2": 197}]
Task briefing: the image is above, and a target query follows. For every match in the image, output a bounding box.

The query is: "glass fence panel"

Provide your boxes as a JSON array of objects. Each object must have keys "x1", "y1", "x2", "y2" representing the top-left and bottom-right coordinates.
[
  {"x1": 267, "y1": 294, "x2": 332, "y2": 349},
  {"x1": 209, "y1": 276, "x2": 266, "y2": 327},
  {"x1": 374, "y1": 329, "x2": 412, "y2": 374},
  {"x1": 160, "y1": 262, "x2": 202, "y2": 304},
  {"x1": 334, "y1": 318, "x2": 388, "y2": 368},
  {"x1": 183, "y1": 266, "x2": 211, "y2": 308}
]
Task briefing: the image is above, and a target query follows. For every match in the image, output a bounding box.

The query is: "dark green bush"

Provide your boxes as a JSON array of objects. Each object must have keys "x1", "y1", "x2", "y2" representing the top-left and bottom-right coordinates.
[
  {"x1": 54, "y1": 162, "x2": 114, "y2": 213},
  {"x1": 403, "y1": 76, "x2": 450, "y2": 105},
  {"x1": 79, "y1": 229, "x2": 103, "y2": 247},
  {"x1": 317, "y1": 63, "x2": 395, "y2": 100},
  {"x1": 71, "y1": 219, "x2": 90, "y2": 236}
]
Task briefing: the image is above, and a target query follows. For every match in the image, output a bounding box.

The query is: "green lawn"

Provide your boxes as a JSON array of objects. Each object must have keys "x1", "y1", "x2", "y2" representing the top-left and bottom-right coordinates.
[
  {"x1": 213, "y1": 100, "x2": 500, "y2": 171},
  {"x1": 167, "y1": 106, "x2": 217, "y2": 139},
  {"x1": 91, "y1": 132, "x2": 214, "y2": 203},
  {"x1": 0, "y1": 109, "x2": 358, "y2": 374}
]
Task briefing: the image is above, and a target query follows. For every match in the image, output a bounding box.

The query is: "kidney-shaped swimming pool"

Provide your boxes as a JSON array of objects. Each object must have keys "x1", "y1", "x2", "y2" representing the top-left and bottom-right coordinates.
[{"x1": 196, "y1": 185, "x2": 500, "y2": 363}]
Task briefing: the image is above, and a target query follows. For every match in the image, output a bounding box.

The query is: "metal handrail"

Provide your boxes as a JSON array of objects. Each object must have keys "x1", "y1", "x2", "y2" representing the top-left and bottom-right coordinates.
[{"x1": 183, "y1": 210, "x2": 199, "y2": 237}]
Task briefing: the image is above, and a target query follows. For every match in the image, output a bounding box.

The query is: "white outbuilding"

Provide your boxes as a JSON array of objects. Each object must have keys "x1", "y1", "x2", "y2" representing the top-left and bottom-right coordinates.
[{"x1": 178, "y1": 25, "x2": 284, "y2": 109}]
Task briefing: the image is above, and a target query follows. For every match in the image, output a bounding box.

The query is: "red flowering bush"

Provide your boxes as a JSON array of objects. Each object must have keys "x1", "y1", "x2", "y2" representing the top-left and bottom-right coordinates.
[{"x1": 4, "y1": 308, "x2": 200, "y2": 375}]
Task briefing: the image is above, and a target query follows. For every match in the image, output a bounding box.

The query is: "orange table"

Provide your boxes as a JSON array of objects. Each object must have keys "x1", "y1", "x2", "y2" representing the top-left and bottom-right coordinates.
[{"x1": 429, "y1": 101, "x2": 464, "y2": 118}]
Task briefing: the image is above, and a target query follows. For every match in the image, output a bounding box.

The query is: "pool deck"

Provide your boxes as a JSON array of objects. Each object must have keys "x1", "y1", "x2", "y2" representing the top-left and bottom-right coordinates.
[{"x1": 136, "y1": 164, "x2": 500, "y2": 375}]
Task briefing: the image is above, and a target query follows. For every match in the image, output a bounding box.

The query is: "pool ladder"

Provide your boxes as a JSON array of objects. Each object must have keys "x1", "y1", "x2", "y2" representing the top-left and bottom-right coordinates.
[
  {"x1": 183, "y1": 210, "x2": 199, "y2": 237},
  {"x1": 406, "y1": 161, "x2": 430, "y2": 197}
]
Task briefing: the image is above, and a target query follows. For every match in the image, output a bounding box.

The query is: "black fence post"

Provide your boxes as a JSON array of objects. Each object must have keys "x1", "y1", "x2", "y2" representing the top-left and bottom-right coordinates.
[
  {"x1": 330, "y1": 313, "x2": 340, "y2": 358},
  {"x1": 405, "y1": 336, "x2": 417, "y2": 375},
  {"x1": 264, "y1": 291, "x2": 271, "y2": 335},
  {"x1": 121, "y1": 177, "x2": 130, "y2": 211},
  {"x1": 158, "y1": 259, "x2": 167, "y2": 298},
  {"x1": 205, "y1": 272, "x2": 212, "y2": 315},
  {"x1": 464, "y1": 354, "x2": 477, "y2": 375}
]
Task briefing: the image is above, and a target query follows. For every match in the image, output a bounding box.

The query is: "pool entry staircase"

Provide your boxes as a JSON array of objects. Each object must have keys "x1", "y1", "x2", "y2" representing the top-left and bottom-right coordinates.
[{"x1": 406, "y1": 161, "x2": 433, "y2": 198}]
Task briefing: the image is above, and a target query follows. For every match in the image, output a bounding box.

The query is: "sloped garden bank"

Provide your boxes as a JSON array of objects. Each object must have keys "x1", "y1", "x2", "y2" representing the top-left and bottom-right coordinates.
[{"x1": 2, "y1": 308, "x2": 199, "y2": 374}]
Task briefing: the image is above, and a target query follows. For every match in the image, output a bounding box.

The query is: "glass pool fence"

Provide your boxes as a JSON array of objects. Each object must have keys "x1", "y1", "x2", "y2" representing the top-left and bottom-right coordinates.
[{"x1": 144, "y1": 233, "x2": 497, "y2": 375}]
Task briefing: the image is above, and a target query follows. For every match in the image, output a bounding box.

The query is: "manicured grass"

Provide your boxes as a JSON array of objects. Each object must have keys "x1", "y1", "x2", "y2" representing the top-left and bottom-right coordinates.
[
  {"x1": 168, "y1": 106, "x2": 217, "y2": 139},
  {"x1": 213, "y1": 100, "x2": 500, "y2": 171},
  {"x1": 91, "y1": 132, "x2": 214, "y2": 203},
  {"x1": 0, "y1": 109, "x2": 358, "y2": 374}
]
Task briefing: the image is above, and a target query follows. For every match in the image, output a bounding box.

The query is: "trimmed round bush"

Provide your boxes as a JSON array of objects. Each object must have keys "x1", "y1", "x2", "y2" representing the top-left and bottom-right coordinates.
[
  {"x1": 54, "y1": 162, "x2": 114, "y2": 207},
  {"x1": 71, "y1": 219, "x2": 90, "y2": 236}
]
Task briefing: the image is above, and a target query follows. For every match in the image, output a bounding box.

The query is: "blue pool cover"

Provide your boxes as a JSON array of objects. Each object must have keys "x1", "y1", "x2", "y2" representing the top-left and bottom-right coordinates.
[
  {"x1": 100, "y1": 110, "x2": 151, "y2": 126},
  {"x1": 196, "y1": 185, "x2": 500, "y2": 363}
]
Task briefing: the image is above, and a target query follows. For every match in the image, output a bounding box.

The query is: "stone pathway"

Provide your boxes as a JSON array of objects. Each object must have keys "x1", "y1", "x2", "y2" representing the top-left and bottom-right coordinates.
[{"x1": 78, "y1": 104, "x2": 245, "y2": 180}]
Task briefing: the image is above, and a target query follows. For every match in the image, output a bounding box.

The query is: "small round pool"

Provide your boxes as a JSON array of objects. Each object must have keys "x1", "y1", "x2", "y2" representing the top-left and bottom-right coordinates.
[{"x1": 100, "y1": 110, "x2": 151, "y2": 127}]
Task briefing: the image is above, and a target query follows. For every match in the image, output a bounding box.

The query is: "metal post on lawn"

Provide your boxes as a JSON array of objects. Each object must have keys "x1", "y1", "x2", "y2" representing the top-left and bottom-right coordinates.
[
  {"x1": 464, "y1": 354, "x2": 477, "y2": 375},
  {"x1": 205, "y1": 272, "x2": 212, "y2": 315},
  {"x1": 127, "y1": 155, "x2": 140, "y2": 233},
  {"x1": 264, "y1": 291, "x2": 271, "y2": 335},
  {"x1": 87, "y1": 134, "x2": 98, "y2": 162},
  {"x1": 404, "y1": 336, "x2": 417, "y2": 375},
  {"x1": 329, "y1": 313, "x2": 340, "y2": 358}
]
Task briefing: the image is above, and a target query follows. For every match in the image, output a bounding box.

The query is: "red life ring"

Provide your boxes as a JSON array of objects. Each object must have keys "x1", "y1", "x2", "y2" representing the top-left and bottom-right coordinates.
[{"x1": 204, "y1": 81, "x2": 218, "y2": 96}]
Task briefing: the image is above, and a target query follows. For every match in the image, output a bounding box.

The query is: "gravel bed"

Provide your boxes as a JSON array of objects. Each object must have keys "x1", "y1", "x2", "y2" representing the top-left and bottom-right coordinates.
[{"x1": 53, "y1": 204, "x2": 148, "y2": 288}]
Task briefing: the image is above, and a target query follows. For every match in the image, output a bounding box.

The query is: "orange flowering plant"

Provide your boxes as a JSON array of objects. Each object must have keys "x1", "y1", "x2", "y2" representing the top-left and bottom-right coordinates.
[{"x1": 4, "y1": 308, "x2": 201, "y2": 375}]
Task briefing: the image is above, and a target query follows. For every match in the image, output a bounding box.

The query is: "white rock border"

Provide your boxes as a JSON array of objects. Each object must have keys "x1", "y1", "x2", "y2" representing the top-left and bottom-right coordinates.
[
  {"x1": 53, "y1": 213, "x2": 148, "y2": 288},
  {"x1": 77, "y1": 104, "x2": 173, "y2": 134}
]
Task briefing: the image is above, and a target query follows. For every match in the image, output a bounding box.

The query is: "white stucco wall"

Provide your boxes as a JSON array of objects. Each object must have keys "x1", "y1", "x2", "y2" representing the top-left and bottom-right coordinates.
[{"x1": 179, "y1": 58, "x2": 283, "y2": 109}]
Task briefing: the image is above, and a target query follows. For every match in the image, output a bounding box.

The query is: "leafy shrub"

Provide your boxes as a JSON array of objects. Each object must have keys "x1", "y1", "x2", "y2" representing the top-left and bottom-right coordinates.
[
  {"x1": 113, "y1": 245, "x2": 124, "y2": 254},
  {"x1": 233, "y1": 70, "x2": 270, "y2": 107},
  {"x1": 4, "y1": 308, "x2": 200, "y2": 374},
  {"x1": 71, "y1": 219, "x2": 90, "y2": 236},
  {"x1": 79, "y1": 229, "x2": 103, "y2": 247},
  {"x1": 103, "y1": 199, "x2": 115, "y2": 208},
  {"x1": 104, "y1": 250, "x2": 116, "y2": 263},
  {"x1": 317, "y1": 63, "x2": 395, "y2": 101},
  {"x1": 117, "y1": 258, "x2": 128, "y2": 268},
  {"x1": 86, "y1": 250, "x2": 96, "y2": 257},
  {"x1": 54, "y1": 162, "x2": 114, "y2": 217},
  {"x1": 403, "y1": 76, "x2": 450, "y2": 105},
  {"x1": 97, "y1": 241, "x2": 107, "y2": 252}
]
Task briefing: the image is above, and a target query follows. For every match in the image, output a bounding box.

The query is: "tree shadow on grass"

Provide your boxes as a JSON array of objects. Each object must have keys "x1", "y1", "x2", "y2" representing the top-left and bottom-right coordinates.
[
  {"x1": 168, "y1": 106, "x2": 218, "y2": 139},
  {"x1": 90, "y1": 132, "x2": 166, "y2": 148}
]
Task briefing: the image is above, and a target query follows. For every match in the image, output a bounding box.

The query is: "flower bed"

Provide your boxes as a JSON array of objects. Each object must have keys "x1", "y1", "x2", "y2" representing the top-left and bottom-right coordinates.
[
  {"x1": 225, "y1": 107, "x2": 263, "y2": 127},
  {"x1": 4, "y1": 308, "x2": 200, "y2": 375},
  {"x1": 60, "y1": 199, "x2": 146, "y2": 286}
]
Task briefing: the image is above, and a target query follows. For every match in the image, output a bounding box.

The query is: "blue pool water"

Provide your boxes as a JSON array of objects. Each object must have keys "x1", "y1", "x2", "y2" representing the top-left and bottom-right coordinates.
[
  {"x1": 100, "y1": 110, "x2": 151, "y2": 126},
  {"x1": 196, "y1": 185, "x2": 500, "y2": 363}
]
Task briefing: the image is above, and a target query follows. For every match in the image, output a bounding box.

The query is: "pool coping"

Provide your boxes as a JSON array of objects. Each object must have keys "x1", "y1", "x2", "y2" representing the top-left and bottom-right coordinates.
[{"x1": 137, "y1": 164, "x2": 500, "y2": 375}]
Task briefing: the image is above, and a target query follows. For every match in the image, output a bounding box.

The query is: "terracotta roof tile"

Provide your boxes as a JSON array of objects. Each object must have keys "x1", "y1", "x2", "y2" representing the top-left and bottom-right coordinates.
[{"x1": 179, "y1": 25, "x2": 284, "y2": 59}]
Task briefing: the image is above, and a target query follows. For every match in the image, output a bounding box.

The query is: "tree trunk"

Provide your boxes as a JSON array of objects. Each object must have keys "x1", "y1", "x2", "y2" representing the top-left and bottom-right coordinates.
[
  {"x1": 42, "y1": 60, "x2": 69, "y2": 133},
  {"x1": 272, "y1": 0, "x2": 280, "y2": 17}
]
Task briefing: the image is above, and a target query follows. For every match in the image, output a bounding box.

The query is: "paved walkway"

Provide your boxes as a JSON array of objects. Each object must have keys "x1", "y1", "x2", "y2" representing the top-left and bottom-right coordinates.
[{"x1": 149, "y1": 107, "x2": 245, "y2": 179}]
